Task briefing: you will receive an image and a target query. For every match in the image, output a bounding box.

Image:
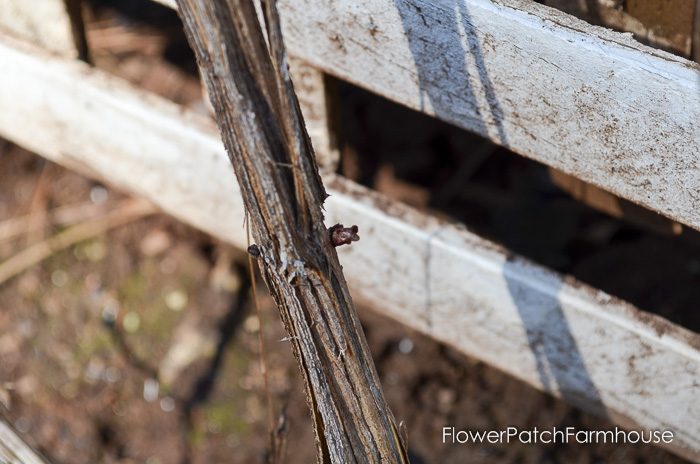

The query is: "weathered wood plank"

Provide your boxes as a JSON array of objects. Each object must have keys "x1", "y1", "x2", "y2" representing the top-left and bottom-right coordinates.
[
  {"x1": 154, "y1": 0, "x2": 700, "y2": 233},
  {"x1": 0, "y1": 0, "x2": 81, "y2": 57},
  {"x1": 328, "y1": 179, "x2": 700, "y2": 462},
  {"x1": 281, "y1": 0, "x2": 700, "y2": 231},
  {"x1": 0, "y1": 35, "x2": 698, "y2": 460},
  {"x1": 0, "y1": 420, "x2": 47, "y2": 464}
]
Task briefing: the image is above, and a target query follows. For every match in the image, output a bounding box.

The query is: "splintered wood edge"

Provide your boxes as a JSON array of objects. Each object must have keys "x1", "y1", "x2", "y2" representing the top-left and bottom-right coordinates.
[{"x1": 0, "y1": 32, "x2": 698, "y2": 461}]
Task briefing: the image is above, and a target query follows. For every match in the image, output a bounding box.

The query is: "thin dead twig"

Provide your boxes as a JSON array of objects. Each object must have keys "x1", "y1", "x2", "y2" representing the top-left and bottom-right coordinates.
[
  {"x1": 23, "y1": 160, "x2": 52, "y2": 246},
  {"x1": 0, "y1": 198, "x2": 156, "y2": 285},
  {"x1": 0, "y1": 201, "x2": 108, "y2": 243}
]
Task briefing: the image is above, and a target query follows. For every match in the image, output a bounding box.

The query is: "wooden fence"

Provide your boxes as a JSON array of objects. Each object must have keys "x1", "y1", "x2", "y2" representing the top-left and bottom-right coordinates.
[{"x1": 0, "y1": 0, "x2": 699, "y2": 461}]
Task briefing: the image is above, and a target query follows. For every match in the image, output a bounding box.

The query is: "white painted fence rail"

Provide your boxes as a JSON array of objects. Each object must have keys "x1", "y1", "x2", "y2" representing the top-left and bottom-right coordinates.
[
  {"x1": 284, "y1": 0, "x2": 700, "y2": 232},
  {"x1": 156, "y1": 0, "x2": 700, "y2": 233},
  {"x1": 0, "y1": 35, "x2": 699, "y2": 461},
  {"x1": 0, "y1": 419, "x2": 47, "y2": 464}
]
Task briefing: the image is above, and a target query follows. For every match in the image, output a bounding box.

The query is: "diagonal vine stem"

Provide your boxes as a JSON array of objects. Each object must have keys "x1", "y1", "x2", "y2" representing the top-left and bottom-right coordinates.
[{"x1": 174, "y1": 1, "x2": 409, "y2": 462}]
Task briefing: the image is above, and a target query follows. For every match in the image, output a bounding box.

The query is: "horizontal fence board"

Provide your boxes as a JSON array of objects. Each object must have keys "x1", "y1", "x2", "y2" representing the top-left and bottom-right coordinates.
[
  {"x1": 282, "y1": 0, "x2": 700, "y2": 232},
  {"x1": 157, "y1": 0, "x2": 700, "y2": 232},
  {"x1": 0, "y1": 36, "x2": 699, "y2": 460}
]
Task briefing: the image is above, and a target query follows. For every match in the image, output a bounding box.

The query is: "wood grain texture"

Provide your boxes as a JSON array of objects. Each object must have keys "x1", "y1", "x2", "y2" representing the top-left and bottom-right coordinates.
[
  {"x1": 173, "y1": 1, "x2": 407, "y2": 462},
  {"x1": 154, "y1": 0, "x2": 700, "y2": 233},
  {"x1": 280, "y1": 0, "x2": 700, "y2": 230},
  {"x1": 0, "y1": 34, "x2": 698, "y2": 461},
  {"x1": 0, "y1": 420, "x2": 47, "y2": 464}
]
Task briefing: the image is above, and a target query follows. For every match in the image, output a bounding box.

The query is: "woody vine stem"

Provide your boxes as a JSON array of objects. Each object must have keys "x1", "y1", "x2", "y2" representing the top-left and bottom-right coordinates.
[{"x1": 175, "y1": 0, "x2": 410, "y2": 462}]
